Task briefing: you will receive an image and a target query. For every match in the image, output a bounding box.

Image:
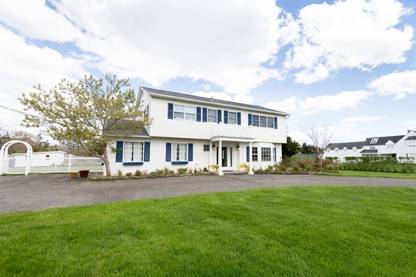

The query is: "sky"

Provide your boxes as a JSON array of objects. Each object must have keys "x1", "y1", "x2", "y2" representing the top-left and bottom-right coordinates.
[{"x1": 0, "y1": 0, "x2": 415, "y2": 143}]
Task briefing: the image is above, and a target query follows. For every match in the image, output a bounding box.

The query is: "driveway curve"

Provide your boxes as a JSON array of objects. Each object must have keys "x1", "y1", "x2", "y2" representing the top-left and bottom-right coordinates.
[{"x1": 0, "y1": 174, "x2": 415, "y2": 213}]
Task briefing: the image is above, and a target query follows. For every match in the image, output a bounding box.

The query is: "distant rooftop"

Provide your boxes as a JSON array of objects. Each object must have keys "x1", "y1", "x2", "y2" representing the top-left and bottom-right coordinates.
[
  {"x1": 141, "y1": 87, "x2": 288, "y2": 116},
  {"x1": 328, "y1": 134, "x2": 406, "y2": 150}
]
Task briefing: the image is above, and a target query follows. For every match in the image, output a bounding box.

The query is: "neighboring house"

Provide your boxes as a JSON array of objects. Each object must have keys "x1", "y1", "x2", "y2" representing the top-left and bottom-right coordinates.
[
  {"x1": 9, "y1": 151, "x2": 65, "y2": 167},
  {"x1": 107, "y1": 87, "x2": 288, "y2": 175},
  {"x1": 324, "y1": 130, "x2": 416, "y2": 162}
]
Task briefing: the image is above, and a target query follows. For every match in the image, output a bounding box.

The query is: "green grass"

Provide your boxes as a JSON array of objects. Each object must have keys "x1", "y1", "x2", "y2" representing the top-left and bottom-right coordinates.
[
  {"x1": 328, "y1": 170, "x2": 416, "y2": 179},
  {"x1": 1, "y1": 187, "x2": 416, "y2": 276}
]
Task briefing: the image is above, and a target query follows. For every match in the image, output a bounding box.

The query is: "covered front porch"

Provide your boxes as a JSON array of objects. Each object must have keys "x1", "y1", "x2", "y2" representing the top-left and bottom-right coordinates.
[{"x1": 209, "y1": 136, "x2": 254, "y2": 176}]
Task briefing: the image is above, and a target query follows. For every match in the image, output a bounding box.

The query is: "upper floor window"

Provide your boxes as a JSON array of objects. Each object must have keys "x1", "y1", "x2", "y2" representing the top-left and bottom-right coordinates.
[
  {"x1": 261, "y1": 147, "x2": 271, "y2": 162},
  {"x1": 250, "y1": 114, "x2": 276, "y2": 129},
  {"x1": 123, "y1": 142, "x2": 144, "y2": 162},
  {"x1": 173, "y1": 104, "x2": 196, "y2": 121},
  {"x1": 228, "y1": 112, "x2": 237, "y2": 124},
  {"x1": 207, "y1": 109, "x2": 217, "y2": 123},
  {"x1": 267, "y1": 117, "x2": 274, "y2": 128},
  {"x1": 172, "y1": 143, "x2": 187, "y2": 161},
  {"x1": 260, "y1": 116, "x2": 267, "y2": 127},
  {"x1": 252, "y1": 115, "x2": 259, "y2": 127}
]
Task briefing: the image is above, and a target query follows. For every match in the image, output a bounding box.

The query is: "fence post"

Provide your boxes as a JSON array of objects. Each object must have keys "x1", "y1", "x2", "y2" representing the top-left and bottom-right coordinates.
[{"x1": 68, "y1": 154, "x2": 72, "y2": 173}]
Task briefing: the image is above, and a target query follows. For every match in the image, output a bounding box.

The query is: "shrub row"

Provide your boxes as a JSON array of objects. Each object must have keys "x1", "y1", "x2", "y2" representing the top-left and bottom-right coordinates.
[
  {"x1": 89, "y1": 167, "x2": 213, "y2": 181},
  {"x1": 340, "y1": 161, "x2": 416, "y2": 173},
  {"x1": 254, "y1": 157, "x2": 339, "y2": 175}
]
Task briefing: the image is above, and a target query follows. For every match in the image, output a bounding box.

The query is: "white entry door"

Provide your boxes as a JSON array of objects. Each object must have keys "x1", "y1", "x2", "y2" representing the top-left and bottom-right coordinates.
[{"x1": 220, "y1": 146, "x2": 233, "y2": 170}]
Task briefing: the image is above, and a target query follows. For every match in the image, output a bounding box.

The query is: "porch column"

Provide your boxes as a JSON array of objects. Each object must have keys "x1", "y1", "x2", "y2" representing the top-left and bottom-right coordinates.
[
  {"x1": 248, "y1": 141, "x2": 254, "y2": 175},
  {"x1": 209, "y1": 141, "x2": 212, "y2": 170},
  {"x1": 218, "y1": 139, "x2": 223, "y2": 176}
]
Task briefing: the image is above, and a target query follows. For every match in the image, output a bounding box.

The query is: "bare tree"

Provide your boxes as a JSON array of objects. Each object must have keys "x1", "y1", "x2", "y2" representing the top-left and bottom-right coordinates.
[{"x1": 307, "y1": 127, "x2": 334, "y2": 171}]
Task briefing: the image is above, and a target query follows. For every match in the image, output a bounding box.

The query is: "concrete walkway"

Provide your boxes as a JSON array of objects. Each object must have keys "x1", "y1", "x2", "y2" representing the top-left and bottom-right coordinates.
[{"x1": 0, "y1": 174, "x2": 415, "y2": 213}]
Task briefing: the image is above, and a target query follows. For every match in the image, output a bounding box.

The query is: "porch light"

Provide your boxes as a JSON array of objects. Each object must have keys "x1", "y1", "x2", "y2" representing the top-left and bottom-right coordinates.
[{"x1": 236, "y1": 145, "x2": 240, "y2": 150}]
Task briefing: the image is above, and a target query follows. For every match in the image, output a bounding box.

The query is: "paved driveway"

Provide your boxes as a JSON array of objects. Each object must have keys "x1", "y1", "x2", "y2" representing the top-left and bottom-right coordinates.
[{"x1": 0, "y1": 174, "x2": 415, "y2": 213}]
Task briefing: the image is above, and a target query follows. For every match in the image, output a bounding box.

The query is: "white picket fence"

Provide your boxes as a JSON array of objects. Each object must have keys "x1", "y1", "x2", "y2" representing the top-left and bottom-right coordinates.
[{"x1": 4, "y1": 155, "x2": 103, "y2": 175}]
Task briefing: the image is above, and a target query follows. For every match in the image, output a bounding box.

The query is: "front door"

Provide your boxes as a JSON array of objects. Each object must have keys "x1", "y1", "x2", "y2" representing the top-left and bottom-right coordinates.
[{"x1": 221, "y1": 147, "x2": 227, "y2": 167}]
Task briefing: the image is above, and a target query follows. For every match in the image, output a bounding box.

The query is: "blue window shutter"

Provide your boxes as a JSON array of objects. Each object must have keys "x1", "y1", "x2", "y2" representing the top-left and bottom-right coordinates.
[
  {"x1": 188, "y1": 143, "x2": 193, "y2": 161},
  {"x1": 196, "y1": 107, "x2": 201, "y2": 122},
  {"x1": 116, "y1": 141, "x2": 123, "y2": 163},
  {"x1": 273, "y1": 147, "x2": 277, "y2": 162},
  {"x1": 144, "y1": 142, "x2": 150, "y2": 162},
  {"x1": 246, "y1": 146, "x2": 250, "y2": 162},
  {"x1": 224, "y1": 110, "x2": 228, "y2": 124},
  {"x1": 168, "y1": 103, "x2": 173, "y2": 119},
  {"x1": 166, "y1": 143, "x2": 171, "y2": 162},
  {"x1": 202, "y1": 108, "x2": 207, "y2": 122},
  {"x1": 217, "y1": 110, "x2": 222, "y2": 123},
  {"x1": 248, "y1": 114, "x2": 252, "y2": 126},
  {"x1": 274, "y1": 117, "x2": 278, "y2": 129},
  {"x1": 237, "y1": 112, "x2": 241, "y2": 125}
]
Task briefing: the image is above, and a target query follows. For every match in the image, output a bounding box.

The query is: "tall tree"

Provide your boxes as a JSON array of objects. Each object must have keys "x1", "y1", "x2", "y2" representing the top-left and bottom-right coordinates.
[
  {"x1": 300, "y1": 143, "x2": 314, "y2": 154},
  {"x1": 307, "y1": 127, "x2": 333, "y2": 171},
  {"x1": 282, "y1": 136, "x2": 301, "y2": 158},
  {"x1": 20, "y1": 75, "x2": 150, "y2": 176}
]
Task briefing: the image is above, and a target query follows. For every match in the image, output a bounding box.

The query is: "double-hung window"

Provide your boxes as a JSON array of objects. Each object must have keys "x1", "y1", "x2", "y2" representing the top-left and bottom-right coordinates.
[
  {"x1": 173, "y1": 104, "x2": 185, "y2": 119},
  {"x1": 252, "y1": 115, "x2": 259, "y2": 127},
  {"x1": 172, "y1": 143, "x2": 188, "y2": 162},
  {"x1": 207, "y1": 109, "x2": 217, "y2": 122},
  {"x1": 185, "y1": 106, "x2": 196, "y2": 120},
  {"x1": 260, "y1": 116, "x2": 267, "y2": 127},
  {"x1": 173, "y1": 104, "x2": 196, "y2": 121},
  {"x1": 228, "y1": 112, "x2": 237, "y2": 124},
  {"x1": 267, "y1": 117, "x2": 274, "y2": 128},
  {"x1": 252, "y1": 147, "x2": 258, "y2": 162},
  {"x1": 123, "y1": 142, "x2": 144, "y2": 162},
  {"x1": 261, "y1": 147, "x2": 271, "y2": 162}
]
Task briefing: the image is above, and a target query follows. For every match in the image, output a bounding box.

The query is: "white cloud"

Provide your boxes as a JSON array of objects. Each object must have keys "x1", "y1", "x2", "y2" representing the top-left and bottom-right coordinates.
[
  {"x1": 368, "y1": 70, "x2": 416, "y2": 99},
  {"x1": 341, "y1": 115, "x2": 386, "y2": 124},
  {"x1": 285, "y1": 0, "x2": 413, "y2": 84},
  {"x1": 0, "y1": 26, "x2": 86, "y2": 131},
  {"x1": 266, "y1": 90, "x2": 371, "y2": 115},
  {"x1": 0, "y1": 0, "x2": 81, "y2": 42},
  {"x1": 39, "y1": 0, "x2": 288, "y2": 94}
]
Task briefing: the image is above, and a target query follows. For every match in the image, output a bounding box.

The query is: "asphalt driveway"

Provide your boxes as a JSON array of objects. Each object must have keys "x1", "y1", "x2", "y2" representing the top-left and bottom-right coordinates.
[{"x1": 0, "y1": 174, "x2": 415, "y2": 213}]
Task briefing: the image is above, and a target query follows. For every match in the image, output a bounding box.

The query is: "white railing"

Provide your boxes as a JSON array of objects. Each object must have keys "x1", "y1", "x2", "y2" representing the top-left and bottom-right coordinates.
[{"x1": 3, "y1": 155, "x2": 103, "y2": 175}]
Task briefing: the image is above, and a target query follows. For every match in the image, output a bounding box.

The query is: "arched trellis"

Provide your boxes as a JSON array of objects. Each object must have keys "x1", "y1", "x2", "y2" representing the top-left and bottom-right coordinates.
[{"x1": 0, "y1": 140, "x2": 33, "y2": 176}]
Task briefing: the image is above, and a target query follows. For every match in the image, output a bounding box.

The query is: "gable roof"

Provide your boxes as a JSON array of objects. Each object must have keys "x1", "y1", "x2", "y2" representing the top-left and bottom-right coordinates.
[
  {"x1": 328, "y1": 141, "x2": 365, "y2": 150},
  {"x1": 141, "y1": 87, "x2": 288, "y2": 116},
  {"x1": 364, "y1": 135, "x2": 404, "y2": 145}
]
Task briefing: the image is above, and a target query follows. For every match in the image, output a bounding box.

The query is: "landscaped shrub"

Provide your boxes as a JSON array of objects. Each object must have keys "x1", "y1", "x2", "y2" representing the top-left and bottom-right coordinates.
[
  {"x1": 117, "y1": 170, "x2": 123, "y2": 177},
  {"x1": 264, "y1": 166, "x2": 273, "y2": 174},
  {"x1": 125, "y1": 172, "x2": 133, "y2": 177},
  {"x1": 177, "y1": 168, "x2": 188, "y2": 175},
  {"x1": 340, "y1": 157, "x2": 416, "y2": 173},
  {"x1": 134, "y1": 170, "x2": 142, "y2": 176}
]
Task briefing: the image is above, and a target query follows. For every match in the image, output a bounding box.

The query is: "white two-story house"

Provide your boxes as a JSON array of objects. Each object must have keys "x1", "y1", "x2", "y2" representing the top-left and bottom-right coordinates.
[
  {"x1": 324, "y1": 130, "x2": 416, "y2": 162},
  {"x1": 106, "y1": 87, "x2": 288, "y2": 175}
]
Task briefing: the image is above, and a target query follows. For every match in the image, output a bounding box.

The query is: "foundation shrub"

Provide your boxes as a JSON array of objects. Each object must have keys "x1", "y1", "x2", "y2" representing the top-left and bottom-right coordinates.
[{"x1": 177, "y1": 168, "x2": 188, "y2": 175}]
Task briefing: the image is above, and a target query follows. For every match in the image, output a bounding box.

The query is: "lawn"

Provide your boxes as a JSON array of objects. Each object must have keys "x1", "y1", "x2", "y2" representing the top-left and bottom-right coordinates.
[
  {"x1": 329, "y1": 170, "x2": 416, "y2": 179},
  {"x1": 1, "y1": 187, "x2": 416, "y2": 276}
]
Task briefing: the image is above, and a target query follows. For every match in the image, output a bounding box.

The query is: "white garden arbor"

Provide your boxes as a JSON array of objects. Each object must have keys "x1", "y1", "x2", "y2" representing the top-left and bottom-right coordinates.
[{"x1": 0, "y1": 140, "x2": 33, "y2": 175}]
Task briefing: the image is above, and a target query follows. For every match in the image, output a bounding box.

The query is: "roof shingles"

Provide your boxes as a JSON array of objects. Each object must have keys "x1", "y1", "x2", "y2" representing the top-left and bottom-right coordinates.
[{"x1": 142, "y1": 87, "x2": 287, "y2": 115}]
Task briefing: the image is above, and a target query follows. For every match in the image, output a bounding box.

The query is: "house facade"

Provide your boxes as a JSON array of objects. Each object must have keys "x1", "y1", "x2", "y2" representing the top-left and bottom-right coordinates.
[
  {"x1": 106, "y1": 87, "x2": 288, "y2": 176},
  {"x1": 324, "y1": 130, "x2": 416, "y2": 162}
]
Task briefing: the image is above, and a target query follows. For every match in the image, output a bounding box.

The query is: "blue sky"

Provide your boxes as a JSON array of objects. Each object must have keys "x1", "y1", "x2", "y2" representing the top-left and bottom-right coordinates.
[{"x1": 0, "y1": 0, "x2": 415, "y2": 143}]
